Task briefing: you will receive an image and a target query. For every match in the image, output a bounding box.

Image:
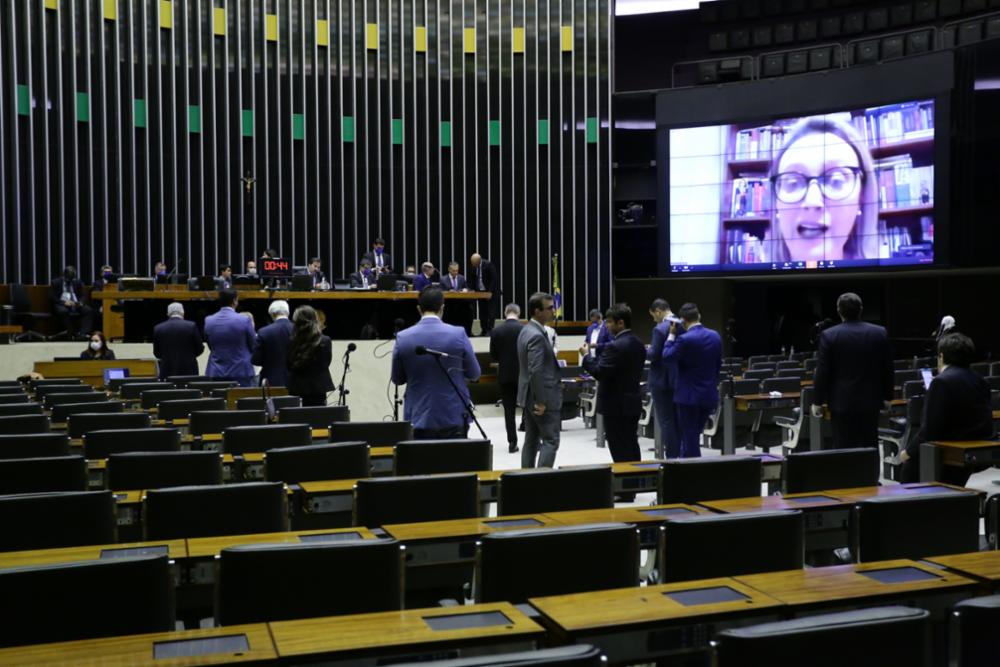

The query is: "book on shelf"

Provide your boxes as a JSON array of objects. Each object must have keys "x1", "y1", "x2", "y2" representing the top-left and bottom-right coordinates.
[
  {"x1": 854, "y1": 101, "x2": 935, "y2": 147},
  {"x1": 733, "y1": 125, "x2": 786, "y2": 160},
  {"x1": 874, "y1": 154, "x2": 913, "y2": 209},
  {"x1": 730, "y1": 177, "x2": 771, "y2": 217},
  {"x1": 725, "y1": 230, "x2": 766, "y2": 264}
]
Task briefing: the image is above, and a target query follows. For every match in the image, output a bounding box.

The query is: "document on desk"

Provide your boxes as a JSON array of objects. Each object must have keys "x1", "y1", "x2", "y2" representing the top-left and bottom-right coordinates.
[
  {"x1": 153, "y1": 635, "x2": 251, "y2": 659},
  {"x1": 423, "y1": 611, "x2": 514, "y2": 631}
]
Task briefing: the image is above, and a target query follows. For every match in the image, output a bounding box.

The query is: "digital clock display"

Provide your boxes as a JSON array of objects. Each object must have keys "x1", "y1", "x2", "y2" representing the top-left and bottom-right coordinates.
[{"x1": 260, "y1": 258, "x2": 292, "y2": 277}]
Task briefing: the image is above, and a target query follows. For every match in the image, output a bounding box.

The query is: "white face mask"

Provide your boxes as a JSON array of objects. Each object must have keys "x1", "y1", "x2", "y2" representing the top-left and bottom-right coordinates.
[{"x1": 90, "y1": 341, "x2": 102, "y2": 352}]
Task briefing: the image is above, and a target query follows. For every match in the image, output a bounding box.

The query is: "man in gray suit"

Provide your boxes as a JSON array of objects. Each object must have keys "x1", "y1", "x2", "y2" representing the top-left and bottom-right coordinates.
[{"x1": 517, "y1": 292, "x2": 562, "y2": 468}]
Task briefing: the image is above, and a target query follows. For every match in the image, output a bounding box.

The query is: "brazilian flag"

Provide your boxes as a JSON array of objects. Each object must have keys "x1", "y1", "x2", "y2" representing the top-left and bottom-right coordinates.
[{"x1": 552, "y1": 255, "x2": 563, "y2": 320}]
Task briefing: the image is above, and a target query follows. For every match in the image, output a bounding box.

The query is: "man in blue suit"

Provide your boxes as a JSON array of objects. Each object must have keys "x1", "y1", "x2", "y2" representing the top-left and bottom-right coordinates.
[
  {"x1": 204, "y1": 289, "x2": 256, "y2": 387},
  {"x1": 391, "y1": 287, "x2": 481, "y2": 439},
  {"x1": 648, "y1": 298, "x2": 681, "y2": 459},
  {"x1": 663, "y1": 302, "x2": 722, "y2": 458},
  {"x1": 413, "y1": 262, "x2": 437, "y2": 292},
  {"x1": 251, "y1": 300, "x2": 293, "y2": 387},
  {"x1": 583, "y1": 309, "x2": 611, "y2": 360}
]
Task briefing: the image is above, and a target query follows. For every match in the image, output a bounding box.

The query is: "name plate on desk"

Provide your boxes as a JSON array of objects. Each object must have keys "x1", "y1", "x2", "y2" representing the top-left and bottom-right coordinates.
[
  {"x1": 664, "y1": 586, "x2": 750, "y2": 607},
  {"x1": 860, "y1": 566, "x2": 943, "y2": 585},
  {"x1": 423, "y1": 611, "x2": 514, "y2": 631},
  {"x1": 153, "y1": 634, "x2": 250, "y2": 659},
  {"x1": 483, "y1": 518, "x2": 544, "y2": 529},
  {"x1": 99, "y1": 545, "x2": 170, "y2": 559},
  {"x1": 299, "y1": 531, "x2": 365, "y2": 543}
]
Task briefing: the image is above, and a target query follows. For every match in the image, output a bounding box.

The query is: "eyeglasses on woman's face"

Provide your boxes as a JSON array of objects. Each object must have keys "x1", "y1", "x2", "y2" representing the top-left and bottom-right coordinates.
[{"x1": 772, "y1": 166, "x2": 862, "y2": 204}]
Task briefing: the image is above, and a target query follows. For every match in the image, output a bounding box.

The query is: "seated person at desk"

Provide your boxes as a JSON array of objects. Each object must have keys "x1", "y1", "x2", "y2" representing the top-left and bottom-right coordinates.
[
  {"x1": 349, "y1": 260, "x2": 377, "y2": 289},
  {"x1": 413, "y1": 262, "x2": 436, "y2": 292},
  {"x1": 245, "y1": 260, "x2": 258, "y2": 277},
  {"x1": 217, "y1": 264, "x2": 233, "y2": 290},
  {"x1": 440, "y1": 262, "x2": 467, "y2": 292},
  {"x1": 305, "y1": 257, "x2": 329, "y2": 289},
  {"x1": 362, "y1": 238, "x2": 392, "y2": 274},
  {"x1": 402, "y1": 265, "x2": 418, "y2": 284},
  {"x1": 153, "y1": 261, "x2": 168, "y2": 280},
  {"x1": 95, "y1": 265, "x2": 115, "y2": 291},
  {"x1": 50, "y1": 266, "x2": 94, "y2": 339},
  {"x1": 900, "y1": 333, "x2": 993, "y2": 482},
  {"x1": 81, "y1": 331, "x2": 116, "y2": 360}
]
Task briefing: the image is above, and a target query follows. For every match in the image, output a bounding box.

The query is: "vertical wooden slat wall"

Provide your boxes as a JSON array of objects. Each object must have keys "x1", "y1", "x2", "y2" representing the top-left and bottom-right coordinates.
[{"x1": 0, "y1": 0, "x2": 611, "y2": 320}]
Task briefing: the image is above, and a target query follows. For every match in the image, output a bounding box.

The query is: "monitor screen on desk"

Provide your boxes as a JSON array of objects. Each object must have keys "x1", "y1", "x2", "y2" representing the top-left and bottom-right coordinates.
[{"x1": 103, "y1": 368, "x2": 129, "y2": 385}]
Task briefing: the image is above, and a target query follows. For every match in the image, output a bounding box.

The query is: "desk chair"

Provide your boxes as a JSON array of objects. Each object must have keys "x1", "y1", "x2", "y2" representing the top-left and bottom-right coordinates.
[
  {"x1": 972, "y1": 362, "x2": 992, "y2": 377},
  {"x1": 83, "y1": 427, "x2": 181, "y2": 459},
  {"x1": 743, "y1": 369, "x2": 775, "y2": 381},
  {"x1": 760, "y1": 377, "x2": 802, "y2": 394},
  {"x1": 0, "y1": 490, "x2": 116, "y2": 551},
  {"x1": 0, "y1": 555, "x2": 175, "y2": 649},
  {"x1": 730, "y1": 378, "x2": 761, "y2": 395},
  {"x1": 773, "y1": 386, "x2": 813, "y2": 454},
  {"x1": 393, "y1": 439, "x2": 492, "y2": 476},
  {"x1": 222, "y1": 423, "x2": 313, "y2": 455},
  {"x1": 498, "y1": 466, "x2": 614, "y2": 515},
  {"x1": 43, "y1": 391, "x2": 110, "y2": 410},
  {"x1": 235, "y1": 395, "x2": 302, "y2": 411},
  {"x1": 278, "y1": 405, "x2": 351, "y2": 428},
  {"x1": 749, "y1": 361, "x2": 777, "y2": 371},
  {"x1": 475, "y1": 523, "x2": 640, "y2": 603},
  {"x1": 143, "y1": 482, "x2": 289, "y2": 540},
  {"x1": 660, "y1": 456, "x2": 761, "y2": 505},
  {"x1": 394, "y1": 646, "x2": 606, "y2": 667},
  {"x1": 783, "y1": 448, "x2": 878, "y2": 494},
  {"x1": 0, "y1": 455, "x2": 88, "y2": 494},
  {"x1": 849, "y1": 492, "x2": 980, "y2": 562},
  {"x1": 108, "y1": 451, "x2": 223, "y2": 490},
  {"x1": 894, "y1": 369, "x2": 922, "y2": 385},
  {"x1": 157, "y1": 397, "x2": 226, "y2": 422},
  {"x1": 877, "y1": 395, "x2": 922, "y2": 480},
  {"x1": 987, "y1": 495, "x2": 1000, "y2": 549},
  {"x1": 776, "y1": 360, "x2": 801, "y2": 371},
  {"x1": 985, "y1": 375, "x2": 1000, "y2": 392},
  {"x1": 139, "y1": 388, "x2": 202, "y2": 410},
  {"x1": 188, "y1": 380, "x2": 239, "y2": 396},
  {"x1": 0, "y1": 393, "x2": 30, "y2": 405},
  {"x1": 775, "y1": 368, "x2": 807, "y2": 380},
  {"x1": 658, "y1": 510, "x2": 804, "y2": 583},
  {"x1": 70, "y1": 412, "x2": 153, "y2": 440},
  {"x1": 8, "y1": 283, "x2": 52, "y2": 341},
  {"x1": 34, "y1": 384, "x2": 96, "y2": 401},
  {"x1": 188, "y1": 409, "x2": 267, "y2": 436},
  {"x1": 712, "y1": 606, "x2": 930, "y2": 667},
  {"x1": 0, "y1": 414, "x2": 51, "y2": 435},
  {"x1": 264, "y1": 442, "x2": 370, "y2": 483},
  {"x1": 166, "y1": 374, "x2": 212, "y2": 387},
  {"x1": 804, "y1": 358, "x2": 818, "y2": 373},
  {"x1": 52, "y1": 400, "x2": 125, "y2": 424},
  {"x1": 354, "y1": 473, "x2": 478, "y2": 527},
  {"x1": 29, "y1": 378, "x2": 83, "y2": 390},
  {"x1": 721, "y1": 362, "x2": 743, "y2": 376},
  {"x1": 766, "y1": 354, "x2": 787, "y2": 362},
  {"x1": 747, "y1": 355, "x2": 769, "y2": 367},
  {"x1": 329, "y1": 420, "x2": 415, "y2": 446},
  {"x1": 106, "y1": 375, "x2": 159, "y2": 392},
  {"x1": 119, "y1": 381, "x2": 171, "y2": 400},
  {"x1": 903, "y1": 379, "x2": 927, "y2": 398},
  {"x1": 0, "y1": 432, "x2": 70, "y2": 459},
  {"x1": 951, "y1": 595, "x2": 1000, "y2": 667},
  {"x1": 0, "y1": 402, "x2": 43, "y2": 418},
  {"x1": 216, "y1": 539, "x2": 405, "y2": 625}
]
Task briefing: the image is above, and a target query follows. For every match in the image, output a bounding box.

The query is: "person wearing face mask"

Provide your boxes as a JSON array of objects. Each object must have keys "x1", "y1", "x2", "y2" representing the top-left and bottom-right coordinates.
[
  {"x1": 95, "y1": 265, "x2": 115, "y2": 290},
  {"x1": 153, "y1": 261, "x2": 169, "y2": 279},
  {"x1": 50, "y1": 266, "x2": 94, "y2": 340},
  {"x1": 362, "y1": 238, "x2": 392, "y2": 275},
  {"x1": 349, "y1": 260, "x2": 377, "y2": 289},
  {"x1": 246, "y1": 260, "x2": 258, "y2": 277},
  {"x1": 80, "y1": 331, "x2": 115, "y2": 360}
]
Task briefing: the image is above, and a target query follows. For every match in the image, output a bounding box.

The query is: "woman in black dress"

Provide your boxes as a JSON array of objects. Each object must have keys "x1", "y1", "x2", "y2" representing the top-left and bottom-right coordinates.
[
  {"x1": 287, "y1": 306, "x2": 334, "y2": 406},
  {"x1": 80, "y1": 331, "x2": 116, "y2": 360}
]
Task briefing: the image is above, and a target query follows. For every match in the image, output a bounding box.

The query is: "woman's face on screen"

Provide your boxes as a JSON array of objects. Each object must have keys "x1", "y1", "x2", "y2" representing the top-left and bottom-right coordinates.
[{"x1": 774, "y1": 131, "x2": 862, "y2": 262}]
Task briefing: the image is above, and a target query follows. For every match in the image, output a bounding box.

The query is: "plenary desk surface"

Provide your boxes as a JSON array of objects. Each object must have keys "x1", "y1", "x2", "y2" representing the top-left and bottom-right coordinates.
[
  {"x1": 269, "y1": 602, "x2": 542, "y2": 660},
  {"x1": 926, "y1": 550, "x2": 1000, "y2": 585},
  {"x1": 0, "y1": 539, "x2": 187, "y2": 570},
  {"x1": 734, "y1": 559, "x2": 978, "y2": 609},
  {"x1": 185, "y1": 526, "x2": 378, "y2": 559},
  {"x1": 733, "y1": 392, "x2": 800, "y2": 411},
  {"x1": 383, "y1": 514, "x2": 561, "y2": 542},
  {"x1": 93, "y1": 289, "x2": 491, "y2": 301},
  {"x1": 0, "y1": 623, "x2": 275, "y2": 666},
  {"x1": 698, "y1": 482, "x2": 965, "y2": 514},
  {"x1": 822, "y1": 482, "x2": 972, "y2": 503}
]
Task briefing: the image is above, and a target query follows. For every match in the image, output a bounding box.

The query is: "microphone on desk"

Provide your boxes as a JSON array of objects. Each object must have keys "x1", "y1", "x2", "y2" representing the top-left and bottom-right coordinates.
[{"x1": 415, "y1": 345, "x2": 451, "y2": 359}]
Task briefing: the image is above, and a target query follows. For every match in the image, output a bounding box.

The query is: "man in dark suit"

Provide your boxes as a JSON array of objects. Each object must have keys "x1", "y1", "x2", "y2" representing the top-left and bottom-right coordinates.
[
  {"x1": 216, "y1": 264, "x2": 233, "y2": 290},
  {"x1": 810, "y1": 292, "x2": 894, "y2": 449},
  {"x1": 469, "y1": 253, "x2": 500, "y2": 335},
  {"x1": 517, "y1": 292, "x2": 562, "y2": 468},
  {"x1": 440, "y1": 262, "x2": 467, "y2": 291},
  {"x1": 49, "y1": 266, "x2": 93, "y2": 339},
  {"x1": 251, "y1": 300, "x2": 293, "y2": 387},
  {"x1": 204, "y1": 289, "x2": 256, "y2": 387},
  {"x1": 413, "y1": 262, "x2": 436, "y2": 292},
  {"x1": 348, "y1": 260, "x2": 376, "y2": 289},
  {"x1": 305, "y1": 257, "x2": 328, "y2": 288},
  {"x1": 900, "y1": 333, "x2": 993, "y2": 482},
  {"x1": 648, "y1": 298, "x2": 681, "y2": 459},
  {"x1": 152, "y1": 302, "x2": 204, "y2": 379},
  {"x1": 583, "y1": 309, "x2": 612, "y2": 360},
  {"x1": 489, "y1": 303, "x2": 524, "y2": 453},
  {"x1": 581, "y1": 304, "x2": 646, "y2": 476},
  {"x1": 663, "y1": 303, "x2": 723, "y2": 458},
  {"x1": 362, "y1": 238, "x2": 392, "y2": 275}
]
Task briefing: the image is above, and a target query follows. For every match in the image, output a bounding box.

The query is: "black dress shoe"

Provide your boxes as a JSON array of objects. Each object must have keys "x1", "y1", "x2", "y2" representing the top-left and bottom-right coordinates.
[
  {"x1": 518, "y1": 422, "x2": 526, "y2": 432},
  {"x1": 508, "y1": 443, "x2": 519, "y2": 453}
]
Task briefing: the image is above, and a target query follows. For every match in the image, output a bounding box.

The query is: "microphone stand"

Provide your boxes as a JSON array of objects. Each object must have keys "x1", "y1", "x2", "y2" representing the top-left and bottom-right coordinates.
[
  {"x1": 391, "y1": 324, "x2": 404, "y2": 421},
  {"x1": 430, "y1": 355, "x2": 488, "y2": 440},
  {"x1": 337, "y1": 346, "x2": 354, "y2": 407}
]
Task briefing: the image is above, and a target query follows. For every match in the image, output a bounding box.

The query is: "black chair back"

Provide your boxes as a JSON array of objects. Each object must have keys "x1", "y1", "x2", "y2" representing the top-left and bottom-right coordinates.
[
  {"x1": 217, "y1": 539, "x2": 404, "y2": 625},
  {"x1": 660, "y1": 456, "x2": 761, "y2": 504},
  {"x1": 894, "y1": 369, "x2": 922, "y2": 385},
  {"x1": 278, "y1": 405, "x2": 351, "y2": 428},
  {"x1": 0, "y1": 555, "x2": 175, "y2": 648},
  {"x1": 354, "y1": 473, "x2": 478, "y2": 527},
  {"x1": 477, "y1": 523, "x2": 640, "y2": 603},
  {"x1": 108, "y1": 451, "x2": 223, "y2": 490},
  {"x1": 235, "y1": 395, "x2": 302, "y2": 411},
  {"x1": 143, "y1": 482, "x2": 288, "y2": 540},
  {"x1": 188, "y1": 380, "x2": 239, "y2": 395},
  {"x1": 0, "y1": 490, "x2": 116, "y2": 551},
  {"x1": 0, "y1": 402, "x2": 43, "y2": 417},
  {"x1": 783, "y1": 448, "x2": 878, "y2": 494},
  {"x1": 498, "y1": 466, "x2": 614, "y2": 515},
  {"x1": 903, "y1": 379, "x2": 927, "y2": 397},
  {"x1": 394, "y1": 439, "x2": 493, "y2": 475},
  {"x1": 775, "y1": 369, "x2": 807, "y2": 380},
  {"x1": 329, "y1": 421, "x2": 415, "y2": 446},
  {"x1": 659, "y1": 510, "x2": 804, "y2": 583},
  {"x1": 166, "y1": 375, "x2": 212, "y2": 387},
  {"x1": 0, "y1": 433, "x2": 70, "y2": 459},
  {"x1": 749, "y1": 361, "x2": 776, "y2": 371},
  {"x1": 712, "y1": 606, "x2": 930, "y2": 667},
  {"x1": 0, "y1": 414, "x2": 51, "y2": 435},
  {"x1": 850, "y1": 492, "x2": 980, "y2": 562},
  {"x1": 776, "y1": 360, "x2": 801, "y2": 370},
  {"x1": 157, "y1": 397, "x2": 226, "y2": 421},
  {"x1": 188, "y1": 409, "x2": 267, "y2": 436},
  {"x1": 0, "y1": 393, "x2": 30, "y2": 405},
  {"x1": 34, "y1": 384, "x2": 96, "y2": 400},
  {"x1": 265, "y1": 442, "x2": 370, "y2": 483},
  {"x1": 985, "y1": 376, "x2": 1000, "y2": 392},
  {"x1": 119, "y1": 381, "x2": 171, "y2": 399},
  {"x1": 43, "y1": 391, "x2": 109, "y2": 410},
  {"x1": 140, "y1": 388, "x2": 202, "y2": 409},
  {"x1": 29, "y1": 378, "x2": 83, "y2": 390},
  {"x1": 0, "y1": 455, "x2": 88, "y2": 494},
  {"x1": 223, "y1": 423, "x2": 313, "y2": 455},
  {"x1": 743, "y1": 369, "x2": 774, "y2": 381},
  {"x1": 971, "y1": 362, "x2": 991, "y2": 377},
  {"x1": 952, "y1": 595, "x2": 1000, "y2": 667},
  {"x1": 730, "y1": 379, "x2": 761, "y2": 395},
  {"x1": 52, "y1": 400, "x2": 125, "y2": 423},
  {"x1": 68, "y1": 410, "x2": 148, "y2": 438},
  {"x1": 82, "y1": 427, "x2": 180, "y2": 459},
  {"x1": 393, "y1": 646, "x2": 607, "y2": 667},
  {"x1": 761, "y1": 377, "x2": 803, "y2": 394},
  {"x1": 106, "y1": 376, "x2": 159, "y2": 392},
  {"x1": 0, "y1": 381, "x2": 24, "y2": 388}
]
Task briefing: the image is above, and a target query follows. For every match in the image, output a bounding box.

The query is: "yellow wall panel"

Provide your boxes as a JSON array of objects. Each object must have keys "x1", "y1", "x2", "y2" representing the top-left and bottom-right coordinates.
[
  {"x1": 512, "y1": 27, "x2": 525, "y2": 53},
  {"x1": 103, "y1": 0, "x2": 117, "y2": 21},
  {"x1": 266, "y1": 14, "x2": 279, "y2": 41},
  {"x1": 561, "y1": 26, "x2": 573, "y2": 51},
  {"x1": 44, "y1": 0, "x2": 58, "y2": 10},
  {"x1": 159, "y1": 1, "x2": 173, "y2": 29},
  {"x1": 464, "y1": 27, "x2": 476, "y2": 54},
  {"x1": 213, "y1": 8, "x2": 226, "y2": 36},
  {"x1": 317, "y1": 20, "x2": 329, "y2": 46},
  {"x1": 415, "y1": 26, "x2": 427, "y2": 53},
  {"x1": 366, "y1": 23, "x2": 378, "y2": 49}
]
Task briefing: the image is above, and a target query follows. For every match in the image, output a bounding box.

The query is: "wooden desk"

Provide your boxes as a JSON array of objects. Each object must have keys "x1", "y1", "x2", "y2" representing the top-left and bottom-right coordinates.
[
  {"x1": 698, "y1": 491, "x2": 848, "y2": 514},
  {"x1": 529, "y1": 578, "x2": 783, "y2": 664},
  {"x1": 926, "y1": 550, "x2": 1000, "y2": 588},
  {"x1": 0, "y1": 623, "x2": 275, "y2": 666},
  {"x1": 32, "y1": 359, "x2": 159, "y2": 388},
  {"x1": 821, "y1": 482, "x2": 972, "y2": 504},
  {"x1": 0, "y1": 539, "x2": 186, "y2": 570},
  {"x1": 269, "y1": 602, "x2": 541, "y2": 663},
  {"x1": 921, "y1": 440, "x2": 1000, "y2": 482},
  {"x1": 543, "y1": 504, "x2": 709, "y2": 548}
]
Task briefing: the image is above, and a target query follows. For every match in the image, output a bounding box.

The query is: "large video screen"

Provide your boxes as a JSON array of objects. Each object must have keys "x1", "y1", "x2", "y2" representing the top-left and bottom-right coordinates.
[{"x1": 668, "y1": 99, "x2": 936, "y2": 273}]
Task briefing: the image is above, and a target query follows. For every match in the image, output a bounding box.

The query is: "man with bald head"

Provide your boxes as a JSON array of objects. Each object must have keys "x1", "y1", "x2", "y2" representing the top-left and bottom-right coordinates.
[
  {"x1": 469, "y1": 253, "x2": 499, "y2": 335},
  {"x1": 153, "y1": 302, "x2": 204, "y2": 379}
]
